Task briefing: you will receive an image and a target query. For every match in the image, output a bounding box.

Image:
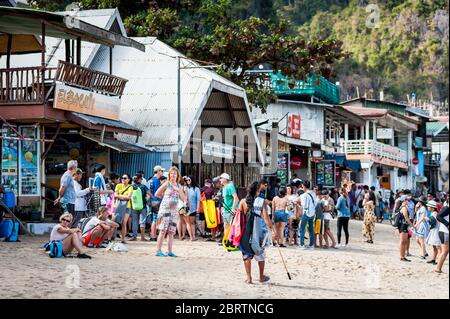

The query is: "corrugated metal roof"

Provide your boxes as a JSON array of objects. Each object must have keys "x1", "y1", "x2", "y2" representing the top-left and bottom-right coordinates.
[
  {"x1": 426, "y1": 121, "x2": 448, "y2": 136},
  {"x1": 98, "y1": 37, "x2": 263, "y2": 163},
  {"x1": 71, "y1": 112, "x2": 142, "y2": 132}
]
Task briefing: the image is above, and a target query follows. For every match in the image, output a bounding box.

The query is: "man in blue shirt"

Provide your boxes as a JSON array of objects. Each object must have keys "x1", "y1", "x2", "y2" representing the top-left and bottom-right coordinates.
[
  {"x1": 55, "y1": 160, "x2": 78, "y2": 216},
  {"x1": 148, "y1": 165, "x2": 165, "y2": 241}
]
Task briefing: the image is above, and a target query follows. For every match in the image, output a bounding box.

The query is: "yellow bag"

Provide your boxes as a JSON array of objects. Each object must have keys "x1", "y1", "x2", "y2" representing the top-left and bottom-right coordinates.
[
  {"x1": 314, "y1": 219, "x2": 323, "y2": 235},
  {"x1": 222, "y1": 224, "x2": 239, "y2": 251},
  {"x1": 204, "y1": 199, "x2": 217, "y2": 229}
]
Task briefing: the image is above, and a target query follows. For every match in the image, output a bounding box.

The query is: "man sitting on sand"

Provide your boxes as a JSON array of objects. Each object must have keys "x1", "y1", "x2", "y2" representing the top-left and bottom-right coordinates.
[{"x1": 82, "y1": 207, "x2": 119, "y2": 248}]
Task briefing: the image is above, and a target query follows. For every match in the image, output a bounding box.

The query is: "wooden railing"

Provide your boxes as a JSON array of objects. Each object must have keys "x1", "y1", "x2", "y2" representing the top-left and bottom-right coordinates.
[
  {"x1": 54, "y1": 60, "x2": 127, "y2": 96},
  {"x1": 0, "y1": 66, "x2": 56, "y2": 104}
]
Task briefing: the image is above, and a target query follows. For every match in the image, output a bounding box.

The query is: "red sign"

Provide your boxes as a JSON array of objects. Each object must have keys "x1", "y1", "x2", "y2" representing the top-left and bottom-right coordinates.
[
  {"x1": 290, "y1": 156, "x2": 302, "y2": 170},
  {"x1": 412, "y1": 158, "x2": 419, "y2": 165},
  {"x1": 287, "y1": 114, "x2": 301, "y2": 139}
]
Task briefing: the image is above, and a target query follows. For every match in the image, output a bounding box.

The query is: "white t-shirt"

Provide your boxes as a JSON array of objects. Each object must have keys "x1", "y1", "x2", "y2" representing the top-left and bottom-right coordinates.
[
  {"x1": 50, "y1": 225, "x2": 69, "y2": 241},
  {"x1": 82, "y1": 217, "x2": 100, "y2": 237},
  {"x1": 74, "y1": 180, "x2": 90, "y2": 211},
  {"x1": 300, "y1": 191, "x2": 317, "y2": 218}
]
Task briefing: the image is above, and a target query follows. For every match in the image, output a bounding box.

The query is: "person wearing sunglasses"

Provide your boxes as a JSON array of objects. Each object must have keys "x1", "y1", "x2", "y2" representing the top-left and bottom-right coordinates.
[
  {"x1": 114, "y1": 174, "x2": 134, "y2": 244},
  {"x1": 49, "y1": 212, "x2": 91, "y2": 258}
]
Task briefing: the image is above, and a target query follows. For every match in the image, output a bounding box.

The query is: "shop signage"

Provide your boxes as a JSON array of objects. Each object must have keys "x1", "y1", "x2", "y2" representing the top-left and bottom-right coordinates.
[
  {"x1": 202, "y1": 142, "x2": 233, "y2": 159},
  {"x1": 376, "y1": 128, "x2": 394, "y2": 140},
  {"x1": 312, "y1": 150, "x2": 322, "y2": 158},
  {"x1": 287, "y1": 114, "x2": 301, "y2": 139},
  {"x1": 1, "y1": 126, "x2": 18, "y2": 195},
  {"x1": 290, "y1": 156, "x2": 302, "y2": 170},
  {"x1": 53, "y1": 83, "x2": 120, "y2": 120},
  {"x1": 315, "y1": 160, "x2": 336, "y2": 188},
  {"x1": 412, "y1": 158, "x2": 419, "y2": 165}
]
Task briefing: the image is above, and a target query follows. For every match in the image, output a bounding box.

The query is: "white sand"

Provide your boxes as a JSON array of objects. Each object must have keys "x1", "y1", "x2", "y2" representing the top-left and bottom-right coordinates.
[{"x1": 0, "y1": 220, "x2": 448, "y2": 299}]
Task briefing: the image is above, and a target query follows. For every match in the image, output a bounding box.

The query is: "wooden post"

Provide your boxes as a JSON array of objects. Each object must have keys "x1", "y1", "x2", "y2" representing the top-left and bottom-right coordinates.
[
  {"x1": 109, "y1": 47, "x2": 113, "y2": 75},
  {"x1": 76, "y1": 37, "x2": 81, "y2": 66},
  {"x1": 41, "y1": 22, "x2": 46, "y2": 103},
  {"x1": 65, "y1": 39, "x2": 70, "y2": 62},
  {"x1": 6, "y1": 33, "x2": 12, "y2": 69}
]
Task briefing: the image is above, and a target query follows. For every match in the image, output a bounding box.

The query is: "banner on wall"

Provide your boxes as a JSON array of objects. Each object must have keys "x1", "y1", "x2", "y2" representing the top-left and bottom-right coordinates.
[
  {"x1": 287, "y1": 114, "x2": 301, "y2": 139},
  {"x1": 19, "y1": 126, "x2": 40, "y2": 196},
  {"x1": 277, "y1": 152, "x2": 289, "y2": 185},
  {"x1": 315, "y1": 160, "x2": 336, "y2": 188},
  {"x1": 1, "y1": 126, "x2": 19, "y2": 194}
]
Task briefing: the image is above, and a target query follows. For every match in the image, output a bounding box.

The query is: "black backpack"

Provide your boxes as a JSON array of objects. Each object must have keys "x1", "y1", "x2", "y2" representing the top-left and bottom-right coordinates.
[{"x1": 391, "y1": 207, "x2": 404, "y2": 227}]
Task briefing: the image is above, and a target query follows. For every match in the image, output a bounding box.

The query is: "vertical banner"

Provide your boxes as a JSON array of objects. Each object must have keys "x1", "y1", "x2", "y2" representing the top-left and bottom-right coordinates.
[
  {"x1": 287, "y1": 114, "x2": 301, "y2": 139},
  {"x1": 19, "y1": 126, "x2": 40, "y2": 196},
  {"x1": 277, "y1": 152, "x2": 289, "y2": 185},
  {"x1": 315, "y1": 160, "x2": 336, "y2": 188},
  {"x1": 1, "y1": 126, "x2": 19, "y2": 194}
]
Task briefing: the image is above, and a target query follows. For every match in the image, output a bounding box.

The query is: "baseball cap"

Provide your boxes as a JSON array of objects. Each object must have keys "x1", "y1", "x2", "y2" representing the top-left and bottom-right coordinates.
[
  {"x1": 75, "y1": 168, "x2": 84, "y2": 175},
  {"x1": 205, "y1": 179, "x2": 212, "y2": 184},
  {"x1": 220, "y1": 173, "x2": 230, "y2": 180},
  {"x1": 400, "y1": 195, "x2": 409, "y2": 202},
  {"x1": 153, "y1": 165, "x2": 165, "y2": 173},
  {"x1": 212, "y1": 176, "x2": 221, "y2": 184}
]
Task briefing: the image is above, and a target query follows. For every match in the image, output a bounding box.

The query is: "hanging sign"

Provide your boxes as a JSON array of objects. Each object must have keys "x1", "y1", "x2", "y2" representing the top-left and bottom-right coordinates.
[{"x1": 287, "y1": 114, "x2": 301, "y2": 139}]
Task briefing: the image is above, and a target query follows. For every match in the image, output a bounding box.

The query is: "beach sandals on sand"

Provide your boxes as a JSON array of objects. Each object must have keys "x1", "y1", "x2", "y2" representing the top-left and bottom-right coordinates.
[{"x1": 259, "y1": 275, "x2": 270, "y2": 283}]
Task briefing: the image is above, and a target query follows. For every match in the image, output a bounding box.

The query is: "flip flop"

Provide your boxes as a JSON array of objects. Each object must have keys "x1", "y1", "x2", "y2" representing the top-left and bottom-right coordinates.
[
  {"x1": 259, "y1": 275, "x2": 270, "y2": 283},
  {"x1": 245, "y1": 279, "x2": 253, "y2": 284},
  {"x1": 155, "y1": 251, "x2": 167, "y2": 257}
]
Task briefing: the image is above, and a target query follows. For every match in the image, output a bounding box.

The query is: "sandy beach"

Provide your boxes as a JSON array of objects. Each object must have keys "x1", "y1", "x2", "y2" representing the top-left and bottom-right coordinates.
[{"x1": 0, "y1": 219, "x2": 448, "y2": 299}]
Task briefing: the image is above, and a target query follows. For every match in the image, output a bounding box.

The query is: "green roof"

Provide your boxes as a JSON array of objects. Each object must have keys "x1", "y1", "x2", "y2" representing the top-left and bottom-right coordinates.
[{"x1": 426, "y1": 122, "x2": 448, "y2": 136}]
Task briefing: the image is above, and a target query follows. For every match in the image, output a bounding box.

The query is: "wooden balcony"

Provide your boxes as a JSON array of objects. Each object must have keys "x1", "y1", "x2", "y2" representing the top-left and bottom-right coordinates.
[
  {"x1": 342, "y1": 140, "x2": 408, "y2": 164},
  {"x1": 0, "y1": 60, "x2": 127, "y2": 105},
  {"x1": 424, "y1": 152, "x2": 441, "y2": 167}
]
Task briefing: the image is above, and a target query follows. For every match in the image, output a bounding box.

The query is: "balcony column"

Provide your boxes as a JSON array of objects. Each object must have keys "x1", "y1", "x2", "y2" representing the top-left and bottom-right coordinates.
[
  {"x1": 344, "y1": 123, "x2": 349, "y2": 153},
  {"x1": 365, "y1": 121, "x2": 370, "y2": 141},
  {"x1": 372, "y1": 121, "x2": 377, "y2": 141},
  {"x1": 354, "y1": 128, "x2": 358, "y2": 140},
  {"x1": 360, "y1": 126, "x2": 365, "y2": 140}
]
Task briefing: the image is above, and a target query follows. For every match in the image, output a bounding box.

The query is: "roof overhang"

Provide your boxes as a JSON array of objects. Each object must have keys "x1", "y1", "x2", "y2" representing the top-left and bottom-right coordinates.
[
  {"x1": 67, "y1": 112, "x2": 142, "y2": 136},
  {"x1": 0, "y1": 7, "x2": 145, "y2": 53},
  {"x1": 0, "y1": 33, "x2": 42, "y2": 55},
  {"x1": 326, "y1": 105, "x2": 366, "y2": 127},
  {"x1": 80, "y1": 132, "x2": 154, "y2": 153}
]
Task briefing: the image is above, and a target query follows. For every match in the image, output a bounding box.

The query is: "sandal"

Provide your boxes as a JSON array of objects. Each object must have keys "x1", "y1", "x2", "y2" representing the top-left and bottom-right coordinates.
[
  {"x1": 167, "y1": 252, "x2": 177, "y2": 257},
  {"x1": 434, "y1": 270, "x2": 443, "y2": 274},
  {"x1": 400, "y1": 257, "x2": 411, "y2": 262},
  {"x1": 155, "y1": 251, "x2": 167, "y2": 257},
  {"x1": 77, "y1": 253, "x2": 92, "y2": 259}
]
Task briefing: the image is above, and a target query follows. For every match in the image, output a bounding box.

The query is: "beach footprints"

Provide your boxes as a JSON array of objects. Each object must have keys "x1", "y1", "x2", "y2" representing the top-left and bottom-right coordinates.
[
  {"x1": 364, "y1": 263, "x2": 381, "y2": 289},
  {"x1": 65, "y1": 264, "x2": 80, "y2": 289}
]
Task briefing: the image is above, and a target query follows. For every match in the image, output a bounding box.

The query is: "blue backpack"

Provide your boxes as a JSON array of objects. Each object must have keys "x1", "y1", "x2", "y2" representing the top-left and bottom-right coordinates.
[
  {"x1": 0, "y1": 219, "x2": 19, "y2": 242},
  {"x1": 49, "y1": 240, "x2": 64, "y2": 258}
]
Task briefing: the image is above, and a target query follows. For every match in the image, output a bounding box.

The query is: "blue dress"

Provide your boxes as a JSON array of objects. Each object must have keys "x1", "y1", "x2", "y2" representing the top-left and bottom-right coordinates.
[{"x1": 415, "y1": 207, "x2": 429, "y2": 238}]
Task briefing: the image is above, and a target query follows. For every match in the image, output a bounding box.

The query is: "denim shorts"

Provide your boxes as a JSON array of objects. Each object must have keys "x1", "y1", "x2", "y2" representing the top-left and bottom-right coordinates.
[{"x1": 274, "y1": 210, "x2": 288, "y2": 223}]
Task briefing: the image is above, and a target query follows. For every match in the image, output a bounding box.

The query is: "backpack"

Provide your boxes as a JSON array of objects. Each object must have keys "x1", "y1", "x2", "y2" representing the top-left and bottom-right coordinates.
[
  {"x1": 131, "y1": 186, "x2": 144, "y2": 211},
  {"x1": 80, "y1": 216, "x2": 94, "y2": 235},
  {"x1": 428, "y1": 215, "x2": 437, "y2": 229},
  {"x1": 1, "y1": 219, "x2": 19, "y2": 242},
  {"x1": 49, "y1": 240, "x2": 64, "y2": 258},
  {"x1": 391, "y1": 207, "x2": 404, "y2": 228}
]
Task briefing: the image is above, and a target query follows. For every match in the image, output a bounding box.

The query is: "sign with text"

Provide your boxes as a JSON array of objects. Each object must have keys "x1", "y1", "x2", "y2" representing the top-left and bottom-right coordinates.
[
  {"x1": 287, "y1": 114, "x2": 301, "y2": 139},
  {"x1": 376, "y1": 128, "x2": 394, "y2": 140},
  {"x1": 53, "y1": 83, "x2": 120, "y2": 120},
  {"x1": 202, "y1": 142, "x2": 233, "y2": 159}
]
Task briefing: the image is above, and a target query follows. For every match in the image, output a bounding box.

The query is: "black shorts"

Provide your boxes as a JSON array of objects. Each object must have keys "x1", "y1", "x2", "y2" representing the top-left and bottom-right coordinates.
[
  {"x1": 188, "y1": 211, "x2": 197, "y2": 217},
  {"x1": 151, "y1": 202, "x2": 161, "y2": 214},
  {"x1": 398, "y1": 223, "x2": 409, "y2": 234},
  {"x1": 198, "y1": 213, "x2": 205, "y2": 221}
]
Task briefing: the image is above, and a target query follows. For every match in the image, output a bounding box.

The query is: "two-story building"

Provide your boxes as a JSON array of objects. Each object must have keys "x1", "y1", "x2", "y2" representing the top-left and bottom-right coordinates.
[{"x1": 0, "y1": 7, "x2": 146, "y2": 219}]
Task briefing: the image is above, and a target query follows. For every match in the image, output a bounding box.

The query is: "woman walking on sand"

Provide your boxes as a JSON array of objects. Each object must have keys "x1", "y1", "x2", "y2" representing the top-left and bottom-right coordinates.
[
  {"x1": 362, "y1": 193, "x2": 377, "y2": 244},
  {"x1": 414, "y1": 197, "x2": 429, "y2": 259},
  {"x1": 155, "y1": 166, "x2": 185, "y2": 257},
  {"x1": 272, "y1": 187, "x2": 288, "y2": 247},
  {"x1": 239, "y1": 180, "x2": 272, "y2": 284}
]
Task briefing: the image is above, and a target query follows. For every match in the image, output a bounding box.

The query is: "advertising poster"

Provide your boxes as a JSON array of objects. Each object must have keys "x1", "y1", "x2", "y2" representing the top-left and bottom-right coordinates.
[
  {"x1": 19, "y1": 126, "x2": 40, "y2": 196},
  {"x1": 1, "y1": 126, "x2": 18, "y2": 194},
  {"x1": 277, "y1": 152, "x2": 289, "y2": 185},
  {"x1": 315, "y1": 160, "x2": 336, "y2": 188}
]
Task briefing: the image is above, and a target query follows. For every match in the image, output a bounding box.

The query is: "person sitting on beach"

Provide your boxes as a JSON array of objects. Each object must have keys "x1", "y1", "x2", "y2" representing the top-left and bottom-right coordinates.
[
  {"x1": 239, "y1": 180, "x2": 272, "y2": 284},
  {"x1": 82, "y1": 207, "x2": 119, "y2": 248},
  {"x1": 49, "y1": 213, "x2": 91, "y2": 258}
]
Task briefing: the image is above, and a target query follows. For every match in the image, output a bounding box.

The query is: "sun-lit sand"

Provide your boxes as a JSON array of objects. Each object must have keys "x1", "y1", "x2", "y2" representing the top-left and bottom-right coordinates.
[{"x1": 0, "y1": 219, "x2": 448, "y2": 299}]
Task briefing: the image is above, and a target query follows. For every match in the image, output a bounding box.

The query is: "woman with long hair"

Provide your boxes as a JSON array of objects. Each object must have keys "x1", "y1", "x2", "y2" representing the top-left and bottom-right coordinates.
[
  {"x1": 176, "y1": 177, "x2": 189, "y2": 240},
  {"x1": 336, "y1": 187, "x2": 351, "y2": 247},
  {"x1": 155, "y1": 166, "x2": 185, "y2": 257},
  {"x1": 286, "y1": 186, "x2": 298, "y2": 246},
  {"x1": 272, "y1": 187, "x2": 288, "y2": 247},
  {"x1": 185, "y1": 175, "x2": 201, "y2": 241},
  {"x1": 239, "y1": 180, "x2": 272, "y2": 284}
]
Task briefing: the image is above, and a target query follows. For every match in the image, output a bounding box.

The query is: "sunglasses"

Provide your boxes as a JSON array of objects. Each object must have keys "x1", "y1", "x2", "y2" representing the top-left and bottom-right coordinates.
[
  {"x1": 61, "y1": 218, "x2": 71, "y2": 223},
  {"x1": 122, "y1": 177, "x2": 128, "y2": 180}
]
